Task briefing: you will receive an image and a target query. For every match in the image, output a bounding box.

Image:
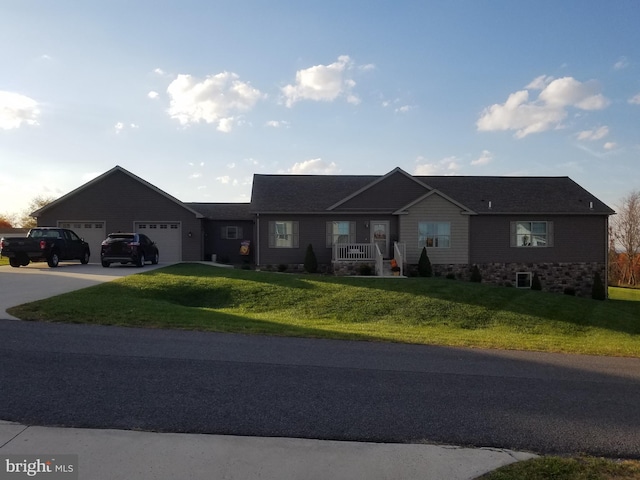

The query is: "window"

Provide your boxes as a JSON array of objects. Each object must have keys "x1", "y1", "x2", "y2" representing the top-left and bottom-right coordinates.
[
  {"x1": 326, "y1": 221, "x2": 356, "y2": 247},
  {"x1": 269, "y1": 221, "x2": 299, "y2": 248},
  {"x1": 222, "y1": 226, "x2": 242, "y2": 240},
  {"x1": 516, "y1": 272, "x2": 532, "y2": 288},
  {"x1": 514, "y1": 221, "x2": 548, "y2": 247},
  {"x1": 418, "y1": 222, "x2": 450, "y2": 248}
]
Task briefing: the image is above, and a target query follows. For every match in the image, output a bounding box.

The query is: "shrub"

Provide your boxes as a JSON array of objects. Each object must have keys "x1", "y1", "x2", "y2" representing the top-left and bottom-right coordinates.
[
  {"x1": 446, "y1": 273, "x2": 456, "y2": 280},
  {"x1": 564, "y1": 286, "x2": 576, "y2": 296},
  {"x1": 592, "y1": 272, "x2": 606, "y2": 300},
  {"x1": 304, "y1": 244, "x2": 318, "y2": 273},
  {"x1": 358, "y1": 264, "x2": 373, "y2": 276},
  {"x1": 470, "y1": 265, "x2": 482, "y2": 283},
  {"x1": 418, "y1": 247, "x2": 432, "y2": 277},
  {"x1": 278, "y1": 264, "x2": 288, "y2": 272},
  {"x1": 531, "y1": 273, "x2": 542, "y2": 291}
]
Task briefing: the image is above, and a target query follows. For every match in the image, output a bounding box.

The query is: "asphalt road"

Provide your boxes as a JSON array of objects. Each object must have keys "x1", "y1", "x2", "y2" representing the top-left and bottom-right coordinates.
[{"x1": 1, "y1": 320, "x2": 639, "y2": 458}]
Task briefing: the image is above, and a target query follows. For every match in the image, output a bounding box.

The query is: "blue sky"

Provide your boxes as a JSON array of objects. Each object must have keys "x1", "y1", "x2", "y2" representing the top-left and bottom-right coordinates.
[{"x1": 1, "y1": 1, "x2": 639, "y2": 218}]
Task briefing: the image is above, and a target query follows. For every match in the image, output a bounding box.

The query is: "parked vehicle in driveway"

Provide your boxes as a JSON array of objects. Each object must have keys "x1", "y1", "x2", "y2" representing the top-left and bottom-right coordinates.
[
  {"x1": 0, "y1": 227, "x2": 90, "y2": 268},
  {"x1": 100, "y1": 233, "x2": 159, "y2": 267}
]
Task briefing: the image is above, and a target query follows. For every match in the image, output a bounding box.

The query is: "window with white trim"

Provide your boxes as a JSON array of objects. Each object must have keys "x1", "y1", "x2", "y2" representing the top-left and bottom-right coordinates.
[
  {"x1": 222, "y1": 226, "x2": 242, "y2": 240},
  {"x1": 418, "y1": 222, "x2": 450, "y2": 248},
  {"x1": 516, "y1": 272, "x2": 532, "y2": 288},
  {"x1": 269, "y1": 221, "x2": 299, "y2": 248},
  {"x1": 326, "y1": 221, "x2": 356, "y2": 247},
  {"x1": 514, "y1": 221, "x2": 549, "y2": 247}
]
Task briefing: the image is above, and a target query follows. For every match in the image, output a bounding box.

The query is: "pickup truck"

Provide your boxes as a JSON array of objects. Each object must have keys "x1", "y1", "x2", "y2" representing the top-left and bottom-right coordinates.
[{"x1": 0, "y1": 227, "x2": 90, "y2": 268}]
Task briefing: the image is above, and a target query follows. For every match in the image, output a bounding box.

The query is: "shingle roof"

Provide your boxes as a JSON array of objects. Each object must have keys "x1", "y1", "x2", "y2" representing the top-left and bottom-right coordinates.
[
  {"x1": 251, "y1": 173, "x2": 615, "y2": 215},
  {"x1": 187, "y1": 203, "x2": 253, "y2": 220},
  {"x1": 250, "y1": 174, "x2": 376, "y2": 212}
]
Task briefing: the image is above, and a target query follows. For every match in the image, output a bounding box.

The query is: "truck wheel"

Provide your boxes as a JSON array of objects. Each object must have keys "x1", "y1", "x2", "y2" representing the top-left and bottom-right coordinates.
[
  {"x1": 136, "y1": 253, "x2": 145, "y2": 268},
  {"x1": 9, "y1": 258, "x2": 21, "y2": 268},
  {"x1": 47, "y1": 251, "x2": 60, "y2": 268},
  {"x1": 80, "y1": 250, "x2": 90, "y2": 264}
]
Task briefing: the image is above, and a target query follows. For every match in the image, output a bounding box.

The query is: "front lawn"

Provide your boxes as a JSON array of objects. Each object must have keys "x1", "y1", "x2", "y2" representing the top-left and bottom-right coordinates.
[{"x1": 8, "y1": 264, "x2": 640, "y2": 356}]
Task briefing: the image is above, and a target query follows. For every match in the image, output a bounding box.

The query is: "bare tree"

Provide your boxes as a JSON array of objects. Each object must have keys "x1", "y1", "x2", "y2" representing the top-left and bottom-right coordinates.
[
  {"x1": 612, "y1": 190, "x2": 640, "y2": 286},
  {"x1": 18, "y1": 195, "x2": 56, "y2": 229}
]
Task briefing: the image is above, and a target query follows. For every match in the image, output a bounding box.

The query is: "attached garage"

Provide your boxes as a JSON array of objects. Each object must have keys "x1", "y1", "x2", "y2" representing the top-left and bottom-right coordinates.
[
  {"x1": 135, "y1": 222, "x2": 182, "y2": 263},
  {"x1": 33, "y1": 166, "x2": 205, "y2": 263},
  {"x1": 58, "y1": 221, "x2": 106, "y2": 262}
]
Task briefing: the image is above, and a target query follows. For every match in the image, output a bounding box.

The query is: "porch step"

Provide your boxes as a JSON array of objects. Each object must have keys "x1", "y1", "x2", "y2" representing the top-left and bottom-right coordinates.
[{"x1": 381, "y1": 259, "x2": 404, "y2": 277}]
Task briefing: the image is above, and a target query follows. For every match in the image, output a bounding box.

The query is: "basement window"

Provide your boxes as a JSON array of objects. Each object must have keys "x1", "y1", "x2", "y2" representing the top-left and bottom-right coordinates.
[{"x1": 516, "y1": 272, "x2": 532, "y2": 288}]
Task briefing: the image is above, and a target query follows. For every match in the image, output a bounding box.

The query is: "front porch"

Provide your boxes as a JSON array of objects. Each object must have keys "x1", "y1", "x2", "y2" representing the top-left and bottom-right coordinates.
[{"x1": 332, "y1": 242, "x2": 406, "y2": 277}]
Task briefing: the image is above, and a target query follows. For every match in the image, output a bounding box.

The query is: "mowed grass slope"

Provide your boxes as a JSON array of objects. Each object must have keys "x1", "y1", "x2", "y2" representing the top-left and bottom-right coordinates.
[{"x1": 9, "y1": 263, "x2": 640, "y2": 356}]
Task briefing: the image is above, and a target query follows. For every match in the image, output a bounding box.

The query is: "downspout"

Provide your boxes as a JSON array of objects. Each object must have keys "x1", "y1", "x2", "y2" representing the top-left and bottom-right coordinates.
[
  {"x1": 256, "y1": 213, "x2": 260, "y2": 268},
  {"x1": 605, "y1": 215, "x2": 609, "y2": 300}
]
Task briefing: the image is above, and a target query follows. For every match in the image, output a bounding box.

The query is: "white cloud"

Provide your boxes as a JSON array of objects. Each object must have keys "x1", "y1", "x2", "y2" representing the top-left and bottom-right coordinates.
[
  {"x1": 148, "y1": 91, "x2": 159, "y2": 99},
  {"x1": 471, "y1": 150, "x2": 493, "y2": 166},
  {"x1": 0, "y1": 91, "x2": 40, "y2": 130},
  {"x1": 614, "y1": 57, "x2": 629, "y2": 70},
  {"x1": 604, "y1": 142, "x2": 617, "y2": 150},
  {"x1": 629, "y1": 93, "x2": 640, "y2": 105},
  {"x1": 189, "y1": 173, "x2": 202, "y2": 179},
  {"x1": 526, "y1": 75, "x2": 554, "y2": 90},
  {"x1": 167, "y1": 72, "x2": 264, "y2": 132},
  {"x1": 414, "y1": 156, "x2": 461, "y2": 175},
  {"x1": 477, "y1": 76, "x2": 610, "y2": 138},
  {"x1": 287, "y1": 158, "x2": 340, "y2": 174},
  {"x1": 265, "y1": 120, "x2": 290, "y2": 128},
  {"x1": 281, "y1": 55, "x2": 359, "y2": 107},
  {"x1": 395, "y1": 105, "x2": 413, "y2": 113},
  {"x1": 153, "y1": 68, "x2": 165, "y2": 75},
  {"x1": 577, "y1": 126, "x2": 609, "y2": 141},
  {"x1": 114, "y1": 122, "x2": 138, "y2": 133},
  {"x1": 215, "y1": 175, "x2": 240, "y2": 187}
]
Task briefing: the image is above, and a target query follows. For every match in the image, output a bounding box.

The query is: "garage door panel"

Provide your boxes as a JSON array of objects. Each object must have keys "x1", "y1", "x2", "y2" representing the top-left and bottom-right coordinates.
[
  {"x1": 58, "y1": 221, "x2": 106, "y2": 264},
  {"x1": 135, "y1": 222, "x2": 181, "y2": 262}
]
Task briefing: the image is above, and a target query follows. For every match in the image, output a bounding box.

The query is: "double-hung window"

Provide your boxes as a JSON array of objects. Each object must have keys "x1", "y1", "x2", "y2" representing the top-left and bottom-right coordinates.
[
  {"x1": 222, "y1": 226, "x2": 242, "y2": 240},
  {"x1": 418, "y1": 222, "x2": 450, "y2": 248},
  {"x1": 326, "y1": 221, "x2": 356, "y2": 247},
  {"x1": 269, "y1": 221, "x2": 299, "y2": 248},
  {"x1": 514, "y1": 221, "x2": 549, "y2": 247}
]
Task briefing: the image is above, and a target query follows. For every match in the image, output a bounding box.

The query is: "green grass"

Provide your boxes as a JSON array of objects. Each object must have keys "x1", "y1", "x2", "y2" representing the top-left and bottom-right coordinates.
[
  {"x1": 479, "y1": 456, "x2": 640, "y2": 479},
  {"x1": 0, "y1": 256, "x2": 8, "y2": 266},
  {"x1": 8, "y1": 264, "x2": 640, "y2": 357}
]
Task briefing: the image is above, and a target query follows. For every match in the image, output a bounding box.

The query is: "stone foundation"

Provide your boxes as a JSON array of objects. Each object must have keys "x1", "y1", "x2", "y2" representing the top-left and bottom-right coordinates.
[
  {"x1": 332, "y1": 261, "x2": 376, "y2": 276},
  {"x1": 263, "y1": 261, "x2": 606, "y2": 297},
  {"x1": 406, "y1": 262, "x2": 606, "y2": 298}
]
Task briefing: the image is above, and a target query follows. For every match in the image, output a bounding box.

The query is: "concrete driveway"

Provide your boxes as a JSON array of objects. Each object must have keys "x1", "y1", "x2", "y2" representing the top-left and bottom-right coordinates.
[{"x1": 0, "y1": 262, "x2": 170, "y2": 319}]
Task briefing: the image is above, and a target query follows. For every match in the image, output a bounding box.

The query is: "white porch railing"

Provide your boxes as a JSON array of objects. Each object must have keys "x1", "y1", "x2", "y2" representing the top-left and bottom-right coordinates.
[
  {"x1": 394, "y1": 241, "x2": 405, "y2": 277},
  {"x1": 374, "y1": 244, "x2": 383, "y2": 276},
  {"x1": 332, "y1": 243, "x2": 376, "y2": 262}
]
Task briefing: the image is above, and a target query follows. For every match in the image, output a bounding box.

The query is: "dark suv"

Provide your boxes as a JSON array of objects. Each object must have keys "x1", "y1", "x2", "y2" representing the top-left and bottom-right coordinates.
[{"x1": 100, "y1": 233, "x2": 159, "y2": 268}]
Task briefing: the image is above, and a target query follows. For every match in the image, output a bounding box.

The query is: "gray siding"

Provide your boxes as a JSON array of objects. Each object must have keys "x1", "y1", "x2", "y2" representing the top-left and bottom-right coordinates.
[
  {"x1": 335, "y1": 172, "x2": 428, "y2": 211},
  {"x1": 257, "y1": 214, "x2": 397, "y2": 266},
  {"x1": 37, "y1": 169, "x2": 203, "y2": 261},
  {"x1": 469, "y1": 215, "x2": 608, "y2": 264},
  {"x1": 204, "y1": 220, "x2": 254, "y2": 264},
  {"x1": 400, "y1": 193, "x2": 469, "y2": 264}
]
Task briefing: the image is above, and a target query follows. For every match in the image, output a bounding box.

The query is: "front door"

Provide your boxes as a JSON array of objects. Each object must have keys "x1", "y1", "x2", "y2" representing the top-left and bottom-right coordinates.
[{"x1": 371, "y1": 221, "x2": 390, "y2": 258}]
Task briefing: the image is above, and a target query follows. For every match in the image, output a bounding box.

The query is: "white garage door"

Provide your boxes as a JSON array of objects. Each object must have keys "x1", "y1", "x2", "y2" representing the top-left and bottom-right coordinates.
[
  {"x1": 135, "y1": 222, "x2": 182, "y2": 263},
  {"x1": 59, "y1": 221, "x2": 106, "y2": 264}
]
